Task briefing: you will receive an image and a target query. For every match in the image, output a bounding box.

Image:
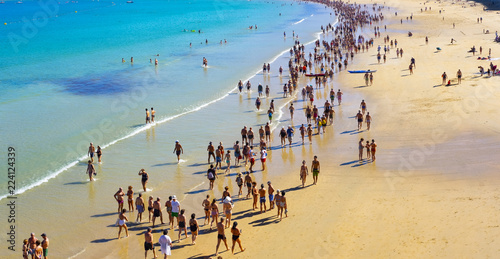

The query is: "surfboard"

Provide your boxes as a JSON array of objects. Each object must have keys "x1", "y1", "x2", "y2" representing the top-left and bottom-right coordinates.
[
  {"x1": 305, "y1": 73, "x2": 325, "y2": 77},
  {"x1": 347, "y1": 70, "x2": 377, "y2": 73}
]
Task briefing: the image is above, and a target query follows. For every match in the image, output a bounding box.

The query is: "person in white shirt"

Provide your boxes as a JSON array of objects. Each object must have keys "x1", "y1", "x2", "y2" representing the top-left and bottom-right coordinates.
[
  {"x1": 158, "y1": 229, "x2": 172, "y2": 258},
  {"x1": 260, "y1": 148, "x2": 267, "y2": 170},
  {"x1": 170, "y1": 195, "x2": 181, "y2": 229}
]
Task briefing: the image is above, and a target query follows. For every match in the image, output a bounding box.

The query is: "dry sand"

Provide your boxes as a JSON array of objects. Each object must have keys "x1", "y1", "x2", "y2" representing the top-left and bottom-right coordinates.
[{"x1": 86, "y1": 0, "x2": 500, "y2": 258}]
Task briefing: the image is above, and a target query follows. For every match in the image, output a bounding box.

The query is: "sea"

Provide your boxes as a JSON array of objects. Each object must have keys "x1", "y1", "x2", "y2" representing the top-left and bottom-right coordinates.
[{"x1": 0, "y1": 0, "x2": 335, "y2": 257}]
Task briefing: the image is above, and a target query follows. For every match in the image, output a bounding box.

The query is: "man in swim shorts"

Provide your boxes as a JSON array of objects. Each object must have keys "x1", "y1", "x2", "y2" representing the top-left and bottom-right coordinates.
[
  {"x1": 88, "y1": 143, "x2": 95, "y2": 163},
  {"x1": 145, "y1": 108, "x2": 150, "y2": 124},
  {"x1": 41, "y1": 233, "x2": 49, "y2": 259},
  {"x1": 151, "y1": 107, "x2": 155, "y2": 122},
  {"x1": 258, "y1": 184, "x2": 267, "y2": 213},
  {"x1": 152, "y1": 197, "x2": 164, "y2": 228},
  {"x1": 267, "y1": 181, "x2": 275, "y2": 210},
  {"x1": 311, "y1": 156, "x2": 320, "y2": 185},
  {"x1": 144, "y1": 227, "x2": 157, "y2": 259},
  {"x1": 173, "y1": 140, "x2": 183, "y2": 162}
]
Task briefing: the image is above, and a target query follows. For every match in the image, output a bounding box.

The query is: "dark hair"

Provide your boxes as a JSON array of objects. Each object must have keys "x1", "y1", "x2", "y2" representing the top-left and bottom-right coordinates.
[
  {"x1": 181, "y1": 209, "x2": 185, "y2": 214},
  {"x1": 281, "y1": 191, "x2": 286, "y2": 196},
  {"x1": 191, "y1": 213, "x2": 196, "y2": 219},
  {"x1": 163, "y1": 229, "x2": 168, "y2": 235},
  {"x1": 122, "y1": 209, "x2": 127, "y2": 213},
  {"x1": 212, "y1": 199, "x2": 217, "y2": 205},
  {"x1": 147, "y1": 227, "x2": 152, "y2": 232},
  {"x1": 232, "y1": 221, "x2": 238, "y2": 229}
]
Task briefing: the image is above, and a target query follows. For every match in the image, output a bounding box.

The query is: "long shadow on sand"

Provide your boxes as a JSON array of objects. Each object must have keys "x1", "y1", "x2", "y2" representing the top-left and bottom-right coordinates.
[
  {"x1": 64, "y1": 181, "x2": 88, "y2": 185},
  {"x1": 340, "y1": 159, "x2": 371, "y2": 167},
  {"x1": 248, "y1": 215, "x2": 280, "y2": 227},
  {"x1": 91, "y1": 212, "x2": 118, "y2": 218},
  {"x1": 153, "y1": 162, "x2": 181, "y2": 167},
  {"x1": 91, "y1": 238, "x2": 116, "y2": 243}
]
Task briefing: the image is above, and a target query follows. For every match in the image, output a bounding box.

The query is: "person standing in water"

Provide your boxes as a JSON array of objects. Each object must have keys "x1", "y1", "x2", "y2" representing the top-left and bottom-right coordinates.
[
  {"x1": 151, "y1": 107, "x2": 155, "y2": 123},
  {"x1": 138, "y1": 169, "x2": 149, "y2": 192},
  {"x1": 96, "y1": 146, "x2": 102, "y2": 163},
  {"x1": 86, "y1": 160, "x2": 96, "y2": 181},
  {"x1": 371, "y1": 139, "x2": 377, "y2": 161},
  {"x1": 337, "y1": 89, "x2": 343, "y2": 105},
  {"x1": 173, "y1": 140, "x2": 183, "y2": 162},
  {"x1": 88, "y1": 143, "x2": 95, "y2": 163},
  {"x1": 207, "y1": 142, "x2": 215, "y2": 164},
  {"x1": 145, "y1": 108, "x2": 150, "y2": 124}
]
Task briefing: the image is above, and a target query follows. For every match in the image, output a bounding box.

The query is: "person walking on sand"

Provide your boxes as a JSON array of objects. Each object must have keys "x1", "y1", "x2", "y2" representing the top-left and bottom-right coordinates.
[
  {"x1": 202, "y1": 195, "x2": 211, "y2": 225},
  {"x1": 215, "y1": 217, "x2": 229, "y2": 256},
  {"x1": 158, "y1": 229, "x2": 172, "y2": 259},
  {"x1": 145, "y1": 108, "x2": 150, "y2": 124},
  {"x1": 118, "y1": 209, "x2": 129, "y2": 239},
  {"x1": 252, "y1": 182, "x2": 258, "y2": 210},
  {"x1": 409, "y1": 63, "x2": 413, "y2": 75},
  {"x1": 457, "y1": 69, "x2": 462, "y2": 84},
  {"x1": 147, "y1": 196, "x2": 154, "y2": 223},
  {"x1": 224, "y1": 150, "x2": 232, "y2": 174},
  {"x1": 138, "y1": 169, "x2": 148, "y2": 192},
  {"x1": 299, "y1": 124, "x2": 306, "y2": 144},
  {"x1": 337, "y1": 89, "x2": 343, "y2": 105},
  {"x1": 88, "y1": 143, "x2": 95, "y2": 163},
  {"x1": 86, "y1": 160, "x2": 96, "y2": 181},
  {"x1": 189, "y1": 213, "x2": 199, "y2": 244},
  {"x1": 244, "y1": 172, "x2": 252, "y2": 199},
  {"x1": 178, "y1": 209, "x2": 189, "y2": 242},
  {"x1": 258, "y1": 184, "x2": 267, "y2": 213},
  {"x1": 223, "y1": 196, "x2": 233, "y2": 228},
  {"x1": 170, "y1": 195, "x2": 180, "y2": 229},
  {"x1": 366, "y1": 112, "x2": 372, "y2": 130},
  {"x1": 136, "y1": 193, "x2": 145, "y2": 223},
  {"x1": 173, "y1": 140, "x2": 183, "y2": 162},
  {"x1": 144, "y1": 227, "x2": 157, "y2": 259},
  {"x1": 236, "y1": 173, "x2": 243, "y2": 196},
  {"x1": 267, "y1": 181, "x2": 275, "y2": 210},
  {"x1": 442, "y1": 72, "x2": 447, "y2": 85},
  {"x1": 356, "y1": 111, "x2": 364, "y2": 131},
  {"x1": 126, "y1": 186, "x2": 134, "y2": 212},
  {"x1": 165, "y1": 196, "x2": 173, "y2": 226},
  {"x1": 152, "y1": 197, "x2": 164, "y2": 228},
  {"x1": 359, "y1": 138, "x2": 365, "y2": 161},
  {"x1": 279, "y1": 191, "x2": 288, "y2": 221},
  {"x1": 287, "y1": 126, "x2": 294, "y2": 147},
  {"x1": 114, "y1": 187, "x2": 125, "y2": 212},
  {"x1": 371, "y1": 139, "x2": 378, "y2": 161},
  {"x1": 260, "y1": 148, "x2": 267, "y2": 170},
  {"x1": 41, "y1": 233, "x2": 49, "y2": 259},
  {"x1": 300, "y1": 160, "x2": 308, "y2": 187},
  {"x1": 207, "y1": 142, "x2": 215, "y2": 164},
  {"x1": 369, "y1": 72, "x2": 374, "y2": 85},
  {"x1": 210, "y1": 199, "x2": 219, "y2": 230},
  {"x1": 311, "y1": 156, "x2": 320, "y2": 185},
  {"x1": 231, "y1": 222, "x2": 245, "y2": 254},
  {"x1": 364, "y1": 72, "x2": 369, "y2": 86},
  {"x1": 360, "y1": 100, "x2": 367, "y2": 115},
  {"x1": 307, "y1": 124, "x2": 313, "y2": 144},
  {"x1": 207, "y1": 164, "x2": 217, "y2": 190}
]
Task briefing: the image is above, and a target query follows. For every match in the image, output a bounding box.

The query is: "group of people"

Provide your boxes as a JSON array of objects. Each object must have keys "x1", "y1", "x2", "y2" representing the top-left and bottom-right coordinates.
[{"x1": 23, "y1": 233, "x2": 49, "y2": 259}]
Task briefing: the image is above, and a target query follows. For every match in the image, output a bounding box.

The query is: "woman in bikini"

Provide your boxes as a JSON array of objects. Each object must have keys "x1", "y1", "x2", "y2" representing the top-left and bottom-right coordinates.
[
  {"x1": 126, "y1": 186, "x2": 134, "y2": 212},
  {"x1": 202, "y1": 195, "x2": 211, "y2": 225},
  {"x1": 279, "y1": 191, "x2": 288, "y2": 221},
  {"x1": 224, "y1": 150, "x2": 231, "y2": 174},
  {"x1": 96, "y1": 146, "x2": 102, "y2": 163},
  {"x1": 114, "y1": 187, "x2": 125, "y2": 212},
  {"x1": 231, "y1": 222, "x2": 245, "y2": 254},
  {"x1": 371, "y1": 139, "x2": 377, "y2": 161},
  {"x1": 189, "y1": 213, "x2": 199, "y2": 244},
  {"x1": 366, "y1": 141, "x2": 371, "y2": 158},
  {"x1": 210, "y1": 199, "x2": 219, "y2": 230}
]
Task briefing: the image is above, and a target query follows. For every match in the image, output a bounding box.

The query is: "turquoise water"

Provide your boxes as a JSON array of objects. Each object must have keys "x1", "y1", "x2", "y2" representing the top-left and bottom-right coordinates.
[{"x1": 0, "y1": 0, "x2": 330, "y2": 198}]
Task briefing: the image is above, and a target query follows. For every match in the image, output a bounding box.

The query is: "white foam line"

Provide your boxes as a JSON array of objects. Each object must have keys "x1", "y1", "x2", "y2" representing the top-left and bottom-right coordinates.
[
  {"x1": 0, "y1": 17, "x2": 340, "y2": 202},
  {"x1": 293, "y1": 18, "x2": 306, "y2": 25},
  {"x1": 68, "y1": 248, "x2": 86, "y2": 259}
]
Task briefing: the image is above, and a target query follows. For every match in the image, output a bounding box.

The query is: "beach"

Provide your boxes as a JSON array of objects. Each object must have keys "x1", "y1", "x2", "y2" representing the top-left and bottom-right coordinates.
[{"x1": 3, "y1": 0, "x2": 500, "y2": 258}]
